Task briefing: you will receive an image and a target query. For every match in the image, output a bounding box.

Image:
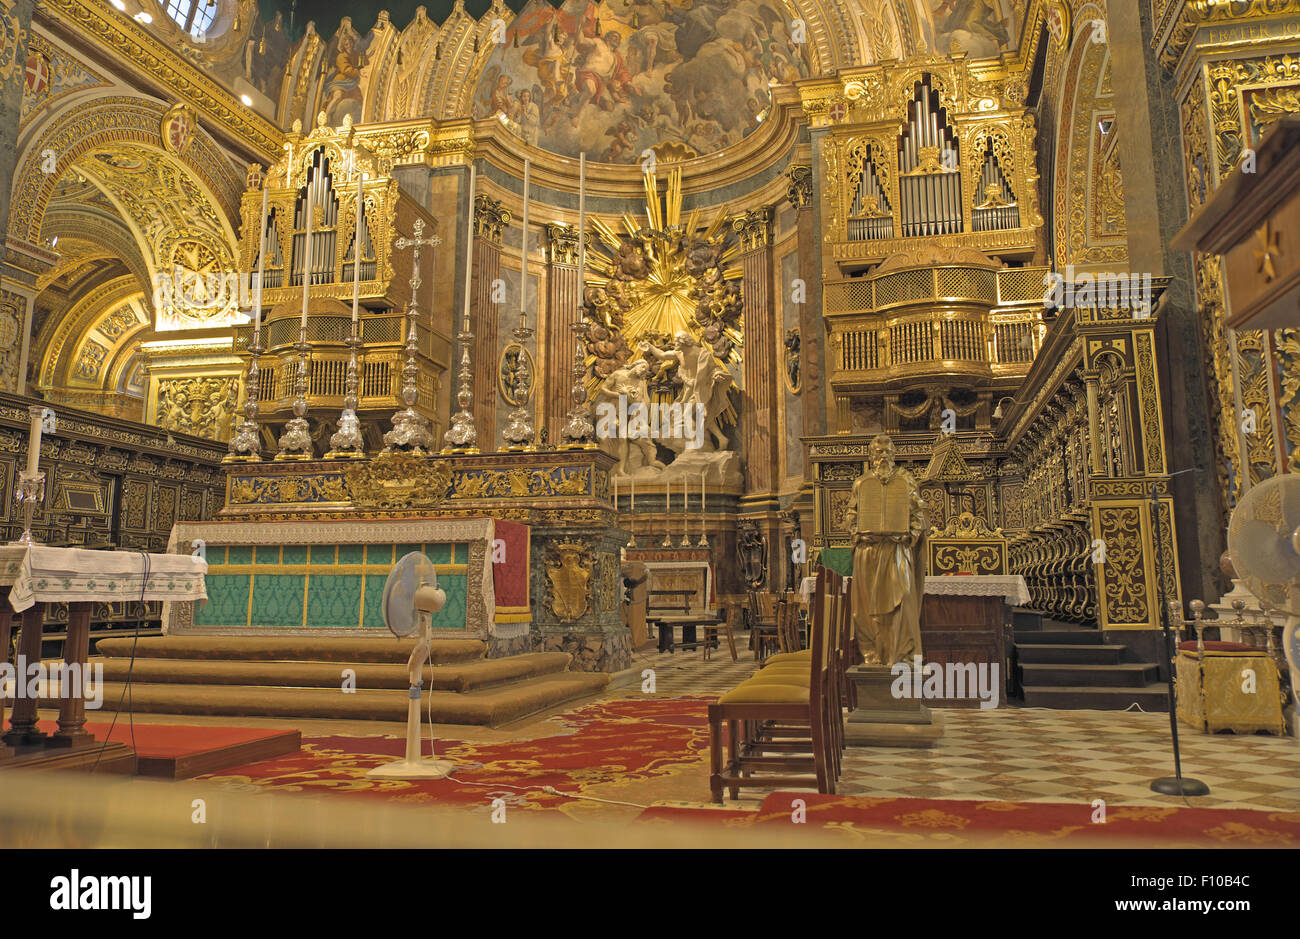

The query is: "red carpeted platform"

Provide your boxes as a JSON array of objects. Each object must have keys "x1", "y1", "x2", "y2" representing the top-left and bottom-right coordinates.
[{"x1": 35, "y1": 721, "x2": 301, "y2": 779}]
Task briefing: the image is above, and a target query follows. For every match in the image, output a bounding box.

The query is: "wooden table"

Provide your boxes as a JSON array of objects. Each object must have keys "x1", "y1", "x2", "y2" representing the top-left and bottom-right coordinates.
[
  {"x1": 649, "y1": 589, "x2": 696, "y2": 613},
  {"x1": 650, "y1": 611, "x2": 724, "y2": 654}
]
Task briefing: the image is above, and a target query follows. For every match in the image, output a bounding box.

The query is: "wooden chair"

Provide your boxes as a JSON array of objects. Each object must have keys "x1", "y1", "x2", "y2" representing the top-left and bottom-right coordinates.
[
  {"x1": 707, "y1": 571, "x2": 840, "y2": 802},
  {"x1": 701, "y1": 604, "x2": 740, "y2": 662},
  {"x1": 739, "y1": 577, "x2": 850, "y2": 780},
  {"x1": 746, "y1": 589, "x2": 780, "y2": 664},
  {"x1": 777, "y1": 590, "x2": 803, "y2": 653}
]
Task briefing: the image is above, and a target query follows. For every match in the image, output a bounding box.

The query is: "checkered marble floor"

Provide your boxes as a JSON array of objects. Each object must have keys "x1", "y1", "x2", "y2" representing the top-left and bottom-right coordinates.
[{"x1": 626, "y1": 644, "x2": 1300, "y2": 812}]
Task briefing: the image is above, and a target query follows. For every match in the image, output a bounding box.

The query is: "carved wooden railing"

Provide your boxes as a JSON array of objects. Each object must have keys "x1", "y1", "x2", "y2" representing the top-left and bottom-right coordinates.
[{"x1": 825, "y1": 266, "x2": 1049, "y2": 392}]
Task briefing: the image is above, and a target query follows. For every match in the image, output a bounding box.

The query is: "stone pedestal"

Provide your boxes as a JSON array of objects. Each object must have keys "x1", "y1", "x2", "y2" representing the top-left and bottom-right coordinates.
[{"x1": 844, "y1": 664, "x2": 945, "y2": 748}]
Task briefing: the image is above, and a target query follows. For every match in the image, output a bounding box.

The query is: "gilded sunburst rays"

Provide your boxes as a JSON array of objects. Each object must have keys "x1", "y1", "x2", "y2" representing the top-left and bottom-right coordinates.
[{"x1": 578, "y1": 168, "x2": 744, "y2": 395}]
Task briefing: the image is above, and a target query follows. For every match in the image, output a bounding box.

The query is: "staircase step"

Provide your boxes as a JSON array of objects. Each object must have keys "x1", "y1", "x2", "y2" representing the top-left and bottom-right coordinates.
[
  {"x1": 1019, "y1": 663, "x2": 1160, "y2": 687},
  {"x1": 93, "y1": 652, "x2": 573, "y2": 693},
  {"x1": 91, "y1": 672, "x2": 610, "y2": 727},
  {"x1": 1021, "y1": 684, "x2": 1170, "y2": 711},
  {"x1": 1013, "y1": 629, "x2": 1104, "y2": 645},
  {"x1": 1010, "y1": 608, "x2": 1042, "y2": 630},
  {"x1": 95, "y1": 635, "x2": 486, "y2": 666},
  {"x1": 1014, "y1": 643, "x2": 1126, "y2": 665}
]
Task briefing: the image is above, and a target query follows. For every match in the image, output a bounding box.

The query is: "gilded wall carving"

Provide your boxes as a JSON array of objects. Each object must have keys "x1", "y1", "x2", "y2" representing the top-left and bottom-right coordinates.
[
  {"x1": 19, "y1": 34, "x2": 107, "y2": 128},
  {"x1": 545, "y1": 539, "x2": 592, "y2": 623},
  {"x1": 1182, "y1": 52, "x2": 1300, "y2": 504},
  {"x1": 0, "y1": 290, "x2": 26, "y2": 395},
  {"x1": 10, "y1": 95, "x2": 243, "y2": 245},
  {"x1": 1095, "y1": 505, "x2": 1149, "y2": 627},
  {"x1": 157, "y1": 376, "x2": 240, "y2": 441},
  {"x1": 1053, "y1": 21, "x2": 1128, "y2": 270}
]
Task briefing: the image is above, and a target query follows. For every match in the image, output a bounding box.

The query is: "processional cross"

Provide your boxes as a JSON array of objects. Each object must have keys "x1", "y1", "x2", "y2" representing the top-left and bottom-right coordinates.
[{"x1": 384, "y1": 218, "x2": 442, "y2": 453}]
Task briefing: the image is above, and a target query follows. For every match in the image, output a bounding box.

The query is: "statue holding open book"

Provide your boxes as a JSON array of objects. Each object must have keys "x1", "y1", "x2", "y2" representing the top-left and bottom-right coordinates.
[{"x1": 844, "y1": 434, "x2": 928, "y2": 665}]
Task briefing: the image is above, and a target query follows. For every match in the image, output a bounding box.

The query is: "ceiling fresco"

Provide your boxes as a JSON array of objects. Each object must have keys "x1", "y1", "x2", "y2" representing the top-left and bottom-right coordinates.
[{"x1": 471, "y1": 0, "x2": 813, "y2": 161}]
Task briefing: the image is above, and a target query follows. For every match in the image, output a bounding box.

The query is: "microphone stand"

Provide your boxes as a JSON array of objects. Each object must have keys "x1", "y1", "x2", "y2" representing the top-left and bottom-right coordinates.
[{"x1": 1147, "y1": 480, "x2": 1209, "y2": 796}]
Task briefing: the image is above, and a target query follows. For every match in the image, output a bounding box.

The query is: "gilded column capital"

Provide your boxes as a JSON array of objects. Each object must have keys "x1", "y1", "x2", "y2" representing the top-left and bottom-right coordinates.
[
  {"x1": 473, "y1": 195, "x2": 511, "y2": 243},
  {"x1": 731, "y1": 207, "x2": 774, "y2": 252},
  {"x1": 786, "y1": 165, "x2": 814, "y2": 210},
  {"x1": 546, "y1": 222, "x2": 590, "y2": 265}
]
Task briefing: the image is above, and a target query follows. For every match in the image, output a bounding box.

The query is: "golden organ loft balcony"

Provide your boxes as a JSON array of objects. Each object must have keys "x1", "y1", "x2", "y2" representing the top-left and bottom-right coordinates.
[{"x1": 824, "y1": 246, "x2": 1050, "y2": 396}]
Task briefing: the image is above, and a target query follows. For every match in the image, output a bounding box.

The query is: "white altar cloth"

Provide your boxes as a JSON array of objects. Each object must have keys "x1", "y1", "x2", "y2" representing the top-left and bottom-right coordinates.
[
  {"x1": 922, "y1": 574, "x2": 1030, "y2": 605},
  {"x1": 800, "y1": 573, "x2": 1030, "y2": 606},
  {"x1": 0, "y1": 545, "x2": 207, "y2": 613}
]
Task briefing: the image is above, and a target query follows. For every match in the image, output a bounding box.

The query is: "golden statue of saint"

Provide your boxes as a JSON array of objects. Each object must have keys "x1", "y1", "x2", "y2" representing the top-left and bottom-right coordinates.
[{"x1": 845, "y1": 434, "x2": 927, "y2": 665}]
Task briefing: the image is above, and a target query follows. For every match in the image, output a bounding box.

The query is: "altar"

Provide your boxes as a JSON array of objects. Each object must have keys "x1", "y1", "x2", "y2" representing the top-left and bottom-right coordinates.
[
  {"x1": 182, "y1": 448, "x2": 630, "y2": 670},
  {"x1": 920, "y1": 574, "x2": 1028, "y2": 709},
  {"x1": 165, "y1": 516, "x2": 529, "y2": 650}
]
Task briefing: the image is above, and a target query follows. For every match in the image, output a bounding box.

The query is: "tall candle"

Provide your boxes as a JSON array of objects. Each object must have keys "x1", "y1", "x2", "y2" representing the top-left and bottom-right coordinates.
[
  {"x1": 520, "y1": 157, "x2": 530, "y2": 328},
  {"x1": 630, "y1": 477, "x2": 635, "y2": 512},
  {"x1": 612, "y1": 474, "x2": 618, "y2": 509},
  {"x1": 577, "y1": 153, "x2": 586, "y2": 299},
  {"x1": 253, "y1": 186, "x2": 268, "y2": 339},
  {"x1": 351, "y1": 151, "x2": 363, "y2": 325},
  {"x1": 26, "y1": 408, "x2": 42, "y2": 476},
  {"x1": 300, "y1": 178, "x2": 313, "y2": 330},
  {"x1": 462, "y1": 163, "x2": 477, "y2": 329}
]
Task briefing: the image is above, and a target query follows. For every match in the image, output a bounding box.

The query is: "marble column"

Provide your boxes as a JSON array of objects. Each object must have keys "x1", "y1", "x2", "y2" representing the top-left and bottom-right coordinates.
[
  {"x1": 733, "y1": 207, "x2": 777, "y2": 503},
  {"x1": 788, "y1": 162, "x2": 825, "y2": 548},
  {"x1": 791, "y1": 162, "x2": 826, "y2": 441},
  {"x1": 544, "y1": 223, "x2": 581, "y2": 447},
  {"x1": 472, "y1": 195, "x2": 509, "y2": 441}
]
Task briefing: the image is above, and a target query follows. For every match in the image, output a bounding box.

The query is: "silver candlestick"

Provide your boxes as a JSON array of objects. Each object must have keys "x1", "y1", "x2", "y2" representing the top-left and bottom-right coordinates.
[
  {"x1": 1190, "y1": 599, "x2": 1206, "y2": 655},
  {"x1": 326, "y1": 333, "x2": 366, "y2": 458},
  {"x1": 558, "y1": 321, "x2": 595, "y2": 448},
  {"x1": 275, "y1": 332, "x2": 315, "y2": 460},
  {"x1": 385, "y1": 218, "x2": 441, "y2": 454},
  {"x1": 227, "y1": 336, "x2": 264, "y2": 462},
  {"x1": 442, "y1": 313, "x2": 479, "y2": 453},
  {"x1": 11, "y1": 471, "x2": 45, "y2": 546},
  {"x1": 500, "y1": 320, "x2": 537, "y2": 451}
]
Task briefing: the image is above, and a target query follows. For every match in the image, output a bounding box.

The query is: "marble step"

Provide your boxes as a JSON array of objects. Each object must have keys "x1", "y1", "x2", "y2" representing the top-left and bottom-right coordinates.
[
  {"x1": 1019, "y1": 683, "x2": 1170, "y2": 711},
  {"x1": 1013, "y1": 629, "x2": 1105, "y2": 645},
  {"x1": 95, "y1": 635, "x2": 487, "y2": 666},
  {"x1": 93, "y1": 652, "x2": 574, "y2": 694},
  {"x1": 1020, "y1": 662, "x2": 1161, "y2": 688},
  {"x1": 90, "y1": 671, "x2": 610, "y2": 727},
  {"x1": 1015, "y1": 643, "x2": 1126, "y2": 665}
]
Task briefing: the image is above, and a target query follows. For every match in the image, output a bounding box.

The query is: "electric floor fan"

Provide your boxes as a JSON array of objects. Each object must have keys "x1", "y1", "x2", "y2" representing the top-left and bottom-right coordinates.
[
  {"x1": 367, "y1": 551, "x2": 455, "y2": 779},
  {"x1": 1227, "y1": 474, "x2": 1300, "y2": 727}
]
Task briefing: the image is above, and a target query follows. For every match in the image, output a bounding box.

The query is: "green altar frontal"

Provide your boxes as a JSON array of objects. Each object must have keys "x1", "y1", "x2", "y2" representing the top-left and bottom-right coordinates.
[
  {"x1": 166, "y1": 517, "x2": 498, "y2": 639},
  {"x1": 195, "y1": 541, "x2": 470, "y2": 631}
]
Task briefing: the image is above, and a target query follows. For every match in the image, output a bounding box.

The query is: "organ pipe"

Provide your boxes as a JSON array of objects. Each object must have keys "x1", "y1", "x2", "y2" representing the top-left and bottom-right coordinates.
[
  {"x1": 294, "y1": 150, "x2": 340, "y2": 288},
  {"x1": 972, "y1": 146, "x2": 1020, "y2": 232},
  {"x1": 898, "y1": 75, "x2": 962, "y2": 238}
]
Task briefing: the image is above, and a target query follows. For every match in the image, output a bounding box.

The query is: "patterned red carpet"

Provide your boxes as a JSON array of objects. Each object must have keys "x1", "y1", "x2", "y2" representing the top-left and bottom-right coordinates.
[
  {"x1": 195, "y1": 695, "x2": 1300, "y2": 843},
  {"x1": 636, "y1": 794, "x2": 1300, "y2": 846},
  {"x1": 196, "y1": 697, "x2": 713, "y2": 815}
]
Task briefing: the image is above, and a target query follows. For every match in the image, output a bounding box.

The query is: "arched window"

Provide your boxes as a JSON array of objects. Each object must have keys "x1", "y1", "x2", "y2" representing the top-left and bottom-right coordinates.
[{"x1": 164, "y1": 0, "x2": 218, "y2": 40}]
